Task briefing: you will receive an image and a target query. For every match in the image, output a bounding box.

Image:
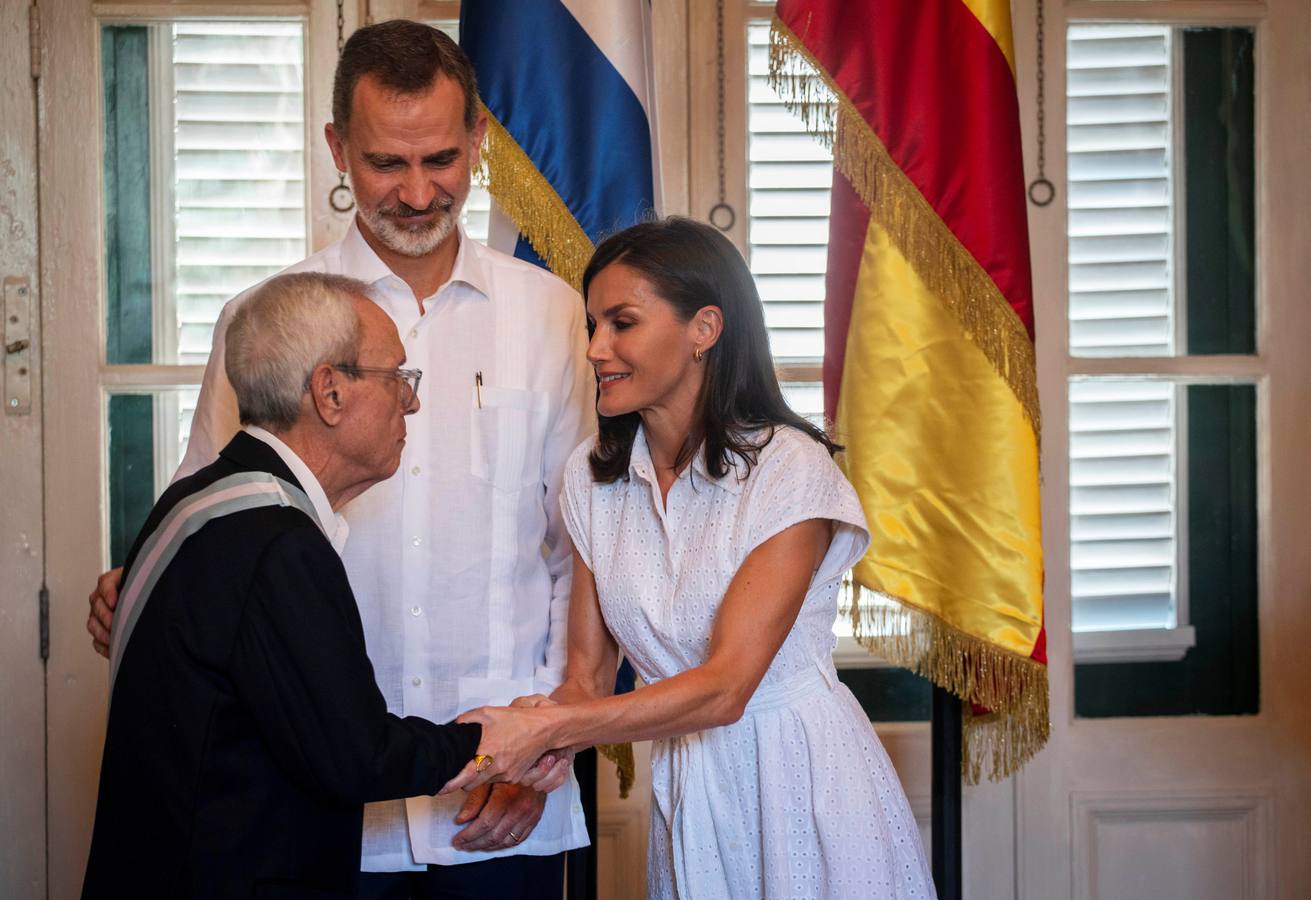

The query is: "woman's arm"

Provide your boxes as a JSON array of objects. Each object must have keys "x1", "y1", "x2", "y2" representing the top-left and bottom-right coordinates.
[
  {"x1": 445, "y1": 518, "x2": 832, "y2": 791},
  {"x1": 551, "y1": 549, "x2": 620, "y2": 707}
]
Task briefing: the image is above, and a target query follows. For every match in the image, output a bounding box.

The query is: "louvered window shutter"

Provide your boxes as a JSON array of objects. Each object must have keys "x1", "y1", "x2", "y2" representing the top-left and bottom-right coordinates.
[
  {"x1": 165, "y1": 22, "x2": 307, "y2": 462},
  {"x1": 171, "y1": 22, "x2": 308, "y2": 364},
  {"x1": 1067, "y1": 25, "x2": 1180, "y2": 635},
  {"x1": 746, "y1": 21, "x2": 828, "y2": 421}
]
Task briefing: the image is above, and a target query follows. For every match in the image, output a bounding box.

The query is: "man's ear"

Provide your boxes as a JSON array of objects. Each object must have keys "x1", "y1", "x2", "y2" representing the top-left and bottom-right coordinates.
[
  {"x1": 325, "y1": 122, "x2": 348, "y2": 175},
  {"x1": 308, "y1": 363, "x2": 346, "y2": 426}
]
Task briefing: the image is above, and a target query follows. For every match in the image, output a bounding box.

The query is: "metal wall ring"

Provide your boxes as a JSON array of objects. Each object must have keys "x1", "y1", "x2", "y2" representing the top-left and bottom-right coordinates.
[
  {"x1": 708, "y1": 202, "x2": 736, "y2": 232},
  {"x1": 329, "y1": 183, "x2": 355, "y2": 213},
  {"x1": 1027, "y1": 178, "x2": 1055, "y2": 207}
]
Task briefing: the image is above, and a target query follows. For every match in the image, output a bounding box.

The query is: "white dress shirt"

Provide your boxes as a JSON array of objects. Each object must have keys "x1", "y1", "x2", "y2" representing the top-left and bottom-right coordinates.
[
  {"x1": 242, "y1": 425, "x2": 350, "y2": 556},
  {"x1": 179, "y1": 221, "x2": 595, "y2": 869}
]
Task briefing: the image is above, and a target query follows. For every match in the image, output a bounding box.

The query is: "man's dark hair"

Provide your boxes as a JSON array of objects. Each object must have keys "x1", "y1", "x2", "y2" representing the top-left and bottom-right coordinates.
[
  {"x1": 581, "y1": 217, "x2": 840, "y2": 485},
  {"x1": 332, "y1": 20, "x2": 479, "y2": 135}
]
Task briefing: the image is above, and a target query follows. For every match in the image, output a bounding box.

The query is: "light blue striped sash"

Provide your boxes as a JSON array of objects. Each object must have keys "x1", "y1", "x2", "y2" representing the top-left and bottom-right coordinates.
[{"x1": 107, "y1": 471, "x2": 323, "y2": 701}]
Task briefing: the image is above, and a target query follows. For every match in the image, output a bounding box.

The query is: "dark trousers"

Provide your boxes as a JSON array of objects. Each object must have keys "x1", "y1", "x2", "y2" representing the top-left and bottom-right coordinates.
[{"x1": 356, "y1": 853, "x2": 566, "y2": 900}]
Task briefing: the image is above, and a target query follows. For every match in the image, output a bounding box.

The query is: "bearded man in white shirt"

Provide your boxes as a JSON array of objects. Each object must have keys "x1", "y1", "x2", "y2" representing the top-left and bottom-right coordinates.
[{"x1": 85, "y1": 19, "x2": 593, "y2": 900}]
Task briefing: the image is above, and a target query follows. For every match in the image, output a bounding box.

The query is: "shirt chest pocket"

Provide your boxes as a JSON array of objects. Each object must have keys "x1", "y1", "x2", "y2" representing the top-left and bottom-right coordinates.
[{"x1": 470, "y1": 385, "x2": 550, "y2": 493}]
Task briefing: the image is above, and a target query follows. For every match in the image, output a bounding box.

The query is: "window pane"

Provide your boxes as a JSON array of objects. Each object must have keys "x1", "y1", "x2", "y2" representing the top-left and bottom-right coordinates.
[
  {"x1": 1066, "y1": 25, "x2": 1254, "y2": 357},
  {"x1": 102, "y1": 21, "x2": 307, "y2": 367},
  {"x1": 1069, "y1": 378, "x2": 1257, "y2": 650},
  {"x1": 1074, "y1": 383, "x2": 1257, "y2": 716},
  {"x1": 106, "y1": 388, "x2": 200, "y2": 565},
  {"x1": 779, "y1": 381, "x2": 823, "y2": 426},
  {"x1": 1069, "y1": 378, "x2": 1179, "y2": 632},
  {"x1": 746, "y1": 20, "x2": 829, "y2": 363}
]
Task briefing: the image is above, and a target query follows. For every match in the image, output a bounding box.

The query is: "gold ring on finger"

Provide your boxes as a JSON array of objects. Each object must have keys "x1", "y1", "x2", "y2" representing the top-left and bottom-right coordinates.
[
  {"x1": 474, "y1": 754, "x2": 494, "y2": 772},
  {"x1": 508, "y1": 830, "x2": 521, "y2": 843}
]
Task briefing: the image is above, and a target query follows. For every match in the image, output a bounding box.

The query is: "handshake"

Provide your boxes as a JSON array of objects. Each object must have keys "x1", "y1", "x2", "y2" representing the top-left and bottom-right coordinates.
[{"x1": 438, "y1": 693, "x2": 576, "y2": 797}]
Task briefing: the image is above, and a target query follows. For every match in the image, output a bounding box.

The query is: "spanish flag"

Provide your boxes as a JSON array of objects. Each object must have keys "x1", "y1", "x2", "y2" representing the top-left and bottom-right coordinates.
[{"x1": 770, "y1": 0, "x2": 1047, "y2": 780}]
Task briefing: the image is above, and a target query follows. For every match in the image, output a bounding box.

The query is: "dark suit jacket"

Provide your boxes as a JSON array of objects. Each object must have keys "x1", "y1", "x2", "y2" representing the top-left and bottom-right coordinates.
[{"x1": 83, "y1": 432, "x2": 480, "y2": 900}]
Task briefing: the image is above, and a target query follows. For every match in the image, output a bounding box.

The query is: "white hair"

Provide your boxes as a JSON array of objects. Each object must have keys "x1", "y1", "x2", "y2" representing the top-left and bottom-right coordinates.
[{"x1": 224, "y1": 272, "x2": 369, "y2": 430}]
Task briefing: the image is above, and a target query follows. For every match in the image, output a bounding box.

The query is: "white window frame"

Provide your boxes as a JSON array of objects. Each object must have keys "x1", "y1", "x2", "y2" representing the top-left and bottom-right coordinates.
[
  {"x1": 97, "y1": 2, "x2": 347, "y2": 570},
  {"x1": 112, "y1": 16, "x2": 315, "y2": 497},
  {"x1": 1064, "y1": 14, "x2": 1260, "y2": 664},
  {"x1": 1064, "y1": 22, "x2": 1195, "y2": 663}
]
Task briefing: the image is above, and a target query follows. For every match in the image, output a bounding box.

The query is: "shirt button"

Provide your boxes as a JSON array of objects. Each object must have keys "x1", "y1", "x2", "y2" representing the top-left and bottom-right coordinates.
[
  {"x1": 409, "y1": 328, "x2": 418, "y2": 338},
  {"x1": 411, "y1": 676, "x2": 423, "y2": 687},
  {"x1": 410, "y1": 465, "x2": 421, "y2": 476},
  {"x1": 412, "y1": 536, "x2": 422, "y2": 547},
  {"x1": 411, "y1": 605, "x2": 422, "y2": 617}
]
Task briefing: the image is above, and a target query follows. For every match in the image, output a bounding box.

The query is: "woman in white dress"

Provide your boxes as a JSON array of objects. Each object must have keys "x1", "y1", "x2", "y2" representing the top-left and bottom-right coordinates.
[{"x1": 445, "y1": 218, "x2": 934, "y2": 899}]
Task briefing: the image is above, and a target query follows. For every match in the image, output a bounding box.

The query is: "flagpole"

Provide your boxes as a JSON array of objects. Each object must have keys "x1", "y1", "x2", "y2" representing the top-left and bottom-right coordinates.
[{"x1": 931, "y1": 686, "x2": 963, "y2": 900}]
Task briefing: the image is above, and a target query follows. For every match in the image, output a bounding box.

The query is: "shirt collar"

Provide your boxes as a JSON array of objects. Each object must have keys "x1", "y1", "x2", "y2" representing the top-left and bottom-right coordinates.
[
  {"x1": 627, "y1": 426, "x2": 745, "y2": 495},
  {"x1": 339, "y1": 217, "x2": 492, "y2": 301},
  {"x1": 243, "y1": 425, "x2": 351, "y2": 554},
  {"x1": 337, "y1": 218, "x2": 393, "y2": 286}
]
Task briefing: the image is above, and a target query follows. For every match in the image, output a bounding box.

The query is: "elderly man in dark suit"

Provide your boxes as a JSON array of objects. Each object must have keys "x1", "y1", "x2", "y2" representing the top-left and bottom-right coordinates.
[{"x1": 82, "y1": 272, "x2": 564, "y2": 900}]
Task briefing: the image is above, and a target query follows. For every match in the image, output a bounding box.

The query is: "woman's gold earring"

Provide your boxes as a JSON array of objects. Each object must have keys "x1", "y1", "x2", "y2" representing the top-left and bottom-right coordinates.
[{"x1": 694, "y1": 347, "x2": 704, "y2": 363}]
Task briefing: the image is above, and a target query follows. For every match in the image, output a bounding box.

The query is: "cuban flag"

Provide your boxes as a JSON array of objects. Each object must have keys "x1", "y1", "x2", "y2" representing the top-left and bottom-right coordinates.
[
  {"x1": 460, "y1": 0, "x2": 660, "y2": 287},
  {"x1": 460, "y1": 1, "x2": 658, "y2": 799}
]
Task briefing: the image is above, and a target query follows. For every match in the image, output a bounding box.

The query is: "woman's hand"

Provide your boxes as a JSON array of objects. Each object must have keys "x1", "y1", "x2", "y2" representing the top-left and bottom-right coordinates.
[{"x1": 438, "y1": 703, "x2": 564, "y2": 795}]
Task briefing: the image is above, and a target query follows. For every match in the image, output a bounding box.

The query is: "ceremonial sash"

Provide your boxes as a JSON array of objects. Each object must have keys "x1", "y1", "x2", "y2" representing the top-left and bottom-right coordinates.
[{"x1": 107, "y1": 472, "x2": 324, "y2": 701}]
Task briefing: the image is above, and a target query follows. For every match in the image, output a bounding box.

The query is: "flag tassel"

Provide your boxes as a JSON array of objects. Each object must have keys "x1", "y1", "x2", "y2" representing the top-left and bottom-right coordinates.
[
  {"x1": 596, "y1": 743, "x2": 636, "y2": 799},
  {"x1": 845, "y1": 584, "x2": 1050, "y2": 782},
  {"x1": 479, "y1": 104, "x2": 595, "y2": 291}
]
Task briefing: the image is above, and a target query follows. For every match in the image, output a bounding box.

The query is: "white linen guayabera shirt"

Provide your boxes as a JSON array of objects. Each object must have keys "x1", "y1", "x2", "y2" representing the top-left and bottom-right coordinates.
[{"x1": 177, "y1": 221, "x2": 595, "y2": 870}]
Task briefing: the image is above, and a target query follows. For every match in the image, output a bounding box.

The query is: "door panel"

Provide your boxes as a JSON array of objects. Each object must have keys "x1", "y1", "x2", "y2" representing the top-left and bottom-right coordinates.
[
  {"x1": 36, "y1": 3, "x2": 334, "y2": 896},
  {"x1": 40, "y1": 1, "x2": 111, "y2": 896},
  {"x1": 1015, "y1": 0, "x2": 1311, "y2": 896},
  {"x1": 0, "y1": 0, "x2": 46, "y2": 893}
]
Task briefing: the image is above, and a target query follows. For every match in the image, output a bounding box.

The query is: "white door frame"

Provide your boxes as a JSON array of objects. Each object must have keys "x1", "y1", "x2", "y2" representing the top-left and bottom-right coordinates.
[
  {"x1": 35, "y1": 2, "x2": 348, "y2": 897},
  {"x1": 1016, "y1": 0, "x2": 1311, "y2": 896},
  {"x1": 0, "y1": 0, "x2": 48, "y2": 894}
]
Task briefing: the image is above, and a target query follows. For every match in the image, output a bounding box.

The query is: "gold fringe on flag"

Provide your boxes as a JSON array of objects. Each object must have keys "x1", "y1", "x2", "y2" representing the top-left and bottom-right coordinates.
[
  {"x1": 478, "y1": 103, "x2": 596, "y2": 291},
  {"x1": 843, "y1": 583, "x2": 1050, "y2": 782},
  {"x1": 597, "y1": 742, "x2": 636, "y2": 799},
  {"x1": 766, "y1": 17, "x2": 1041, "y2": 437}
]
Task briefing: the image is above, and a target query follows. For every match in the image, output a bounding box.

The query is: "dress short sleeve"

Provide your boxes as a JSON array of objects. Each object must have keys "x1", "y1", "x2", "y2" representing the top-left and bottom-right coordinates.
[
  {"x1": 741, "y1": 428, "x2": 871, "y2": 586},
  {"x1": 558, "y1": 438, "x2": 597, "y2": 571}
]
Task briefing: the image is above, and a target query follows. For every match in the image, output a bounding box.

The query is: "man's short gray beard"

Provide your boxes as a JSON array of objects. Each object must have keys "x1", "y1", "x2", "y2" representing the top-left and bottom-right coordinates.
[{"x1": 358, "y1": 197, "x2": 463, "y2": 259}]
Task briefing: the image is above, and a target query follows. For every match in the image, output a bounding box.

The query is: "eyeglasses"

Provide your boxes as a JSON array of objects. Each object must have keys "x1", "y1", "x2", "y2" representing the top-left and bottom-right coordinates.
[{"x1": 334, "y1": 365, "x2": 423, "y2": 408}]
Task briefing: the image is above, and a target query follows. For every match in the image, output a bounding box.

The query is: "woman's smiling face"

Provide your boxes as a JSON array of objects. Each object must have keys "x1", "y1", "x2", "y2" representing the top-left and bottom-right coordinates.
[{"x1": 584, "y1": 262, "x2": 708, "y2": 422}]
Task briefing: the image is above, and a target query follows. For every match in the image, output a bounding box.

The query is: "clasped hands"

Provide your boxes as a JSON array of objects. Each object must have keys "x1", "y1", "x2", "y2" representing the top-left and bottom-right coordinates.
[{"x1": 439, "y1": 693, "x2": 575, "y2": 798}]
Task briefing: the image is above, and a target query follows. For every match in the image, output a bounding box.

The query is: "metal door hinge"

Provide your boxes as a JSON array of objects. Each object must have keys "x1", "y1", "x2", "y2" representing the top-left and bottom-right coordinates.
[
  {"x1": 29, "y1": 2, "x2": 41, "y2": 81},
  {"x1": 4, "y1": 277, "x2": 34, "y2": 415},
  {"x1": 39, "y1": 584, "x2": 49, "y2": 661}
]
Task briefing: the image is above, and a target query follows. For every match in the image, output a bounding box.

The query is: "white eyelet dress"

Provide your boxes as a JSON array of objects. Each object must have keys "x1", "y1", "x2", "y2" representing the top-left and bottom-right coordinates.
[{"x1": 560, "y1": 426, "x2": 935, "y2": 900}]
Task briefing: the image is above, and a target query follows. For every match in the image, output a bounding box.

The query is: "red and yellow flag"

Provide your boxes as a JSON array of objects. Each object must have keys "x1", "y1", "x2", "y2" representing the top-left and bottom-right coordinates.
[{"x1": 770, "y1": 0, "x2": 1047, "y2": 780}]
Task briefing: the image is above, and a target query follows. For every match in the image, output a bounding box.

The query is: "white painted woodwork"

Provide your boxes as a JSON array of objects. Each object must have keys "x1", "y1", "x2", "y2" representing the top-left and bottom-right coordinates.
[
  {"x1": 0, "y1": 0, "x2": 47, "y2": 894},
  {"x1": 38, "y1": 1, "x2": 115, "y2": 897},
  {"x1": 595, "y1": 741, "x2": 652, "y2": 900},
  {"x1": 1015, "y1": 1, "x2": 1311, "y2": 898},
  {"x1": 1071, "y1": 789, "x2": 1274, "y2": 900}
]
